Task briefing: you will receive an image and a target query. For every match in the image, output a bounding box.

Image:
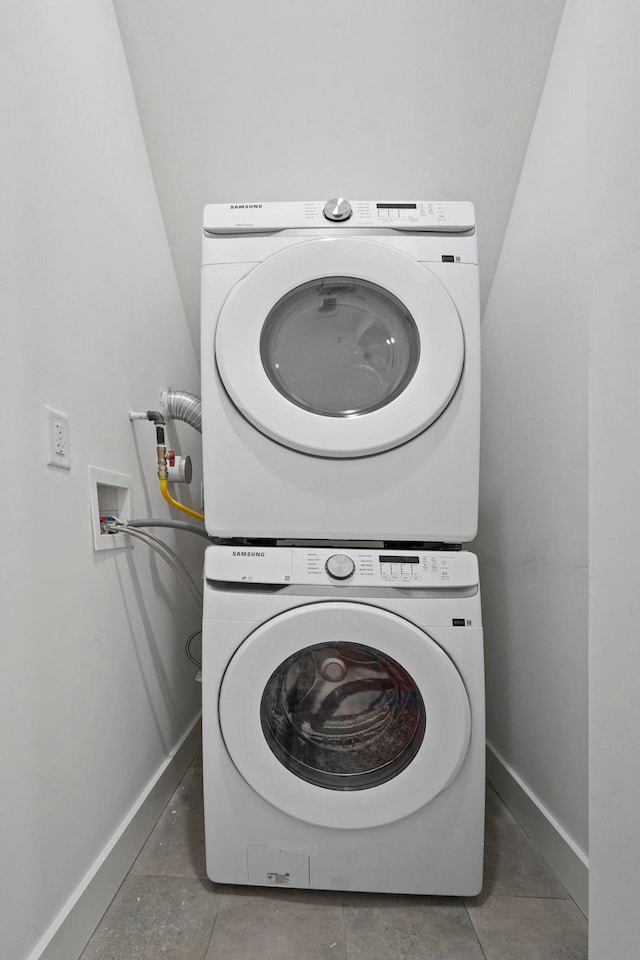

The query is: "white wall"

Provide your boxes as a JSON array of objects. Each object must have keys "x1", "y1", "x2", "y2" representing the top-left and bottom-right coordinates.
[
  {"x1": 0, "y1": 3, "x2": 203, "y2": 959},
  {"x1": 589, "y1": 1, "x2": 640, "y2": 955},
  {"x1": 112, "y1": 0, "x2": 566, "y2": 352},
  {"x1": 475, "y1": 0, "x2": 588, "y2": 885}
]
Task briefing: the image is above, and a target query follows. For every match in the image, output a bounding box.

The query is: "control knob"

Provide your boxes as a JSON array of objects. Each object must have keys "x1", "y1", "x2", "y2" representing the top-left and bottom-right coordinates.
[
  {"x1": 323, "y1": 198, "x2": 352, "y2": 222},
  {"x1": 325, "y1": 553, "x2": 355, "y2": 580}
]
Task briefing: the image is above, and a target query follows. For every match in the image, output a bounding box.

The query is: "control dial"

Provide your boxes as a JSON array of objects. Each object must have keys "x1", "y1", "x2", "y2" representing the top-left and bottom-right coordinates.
[
  {"x1": 325, "y1": 553, "x2": 355, "y2": 580},
  {"x1": 323, "y1": 198, "x2": 352, "y2": 222}
]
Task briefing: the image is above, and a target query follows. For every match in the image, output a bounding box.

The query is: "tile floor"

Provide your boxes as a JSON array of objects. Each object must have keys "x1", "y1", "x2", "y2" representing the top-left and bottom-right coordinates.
[{"x1": 80, "y1": 749, "x2": 587, "y2": 960}]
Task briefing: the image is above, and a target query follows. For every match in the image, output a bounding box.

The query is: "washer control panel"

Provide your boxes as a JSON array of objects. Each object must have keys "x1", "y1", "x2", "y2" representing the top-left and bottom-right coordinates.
[
  {"x1": 205, "y1": 546, "x2": 478, "y2": 589},
  {"x1": 204, "y1": 200, "x2": 475, "y2": 234}
]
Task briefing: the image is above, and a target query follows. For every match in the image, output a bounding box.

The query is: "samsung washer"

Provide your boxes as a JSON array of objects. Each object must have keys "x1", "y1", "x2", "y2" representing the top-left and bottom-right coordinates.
[
  {"x1": 201, "y1": 199, "x2": 480, "y2": 544},
  {"x1": 202, "y1": 544, "x2": 485, "y2": 895}
]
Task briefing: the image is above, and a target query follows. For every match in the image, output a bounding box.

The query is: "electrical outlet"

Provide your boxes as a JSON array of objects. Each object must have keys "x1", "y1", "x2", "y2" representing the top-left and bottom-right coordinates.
[{"x1": 44, "y1": 405, "x2": 71, "y2": 469}]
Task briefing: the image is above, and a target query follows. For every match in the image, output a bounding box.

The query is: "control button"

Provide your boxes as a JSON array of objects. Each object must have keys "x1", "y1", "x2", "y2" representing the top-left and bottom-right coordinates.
[
  {"x1": 325, "y1": 553, "x2": 356, "y2": 580},
  {"x1": 323, "y1": 198, "x2": 352, "y2": 222}
]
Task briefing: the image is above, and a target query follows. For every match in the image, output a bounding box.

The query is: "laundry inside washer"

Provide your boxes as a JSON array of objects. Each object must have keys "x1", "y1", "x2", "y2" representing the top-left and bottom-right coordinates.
[{"x1": 260, "y1": 641, "x2": 426, "y2": 790}]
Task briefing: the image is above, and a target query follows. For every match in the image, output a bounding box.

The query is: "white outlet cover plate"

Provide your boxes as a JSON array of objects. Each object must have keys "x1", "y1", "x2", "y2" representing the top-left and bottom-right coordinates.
[{"x1": 44, "y1": 405, "x2": 70, "y2": 469}]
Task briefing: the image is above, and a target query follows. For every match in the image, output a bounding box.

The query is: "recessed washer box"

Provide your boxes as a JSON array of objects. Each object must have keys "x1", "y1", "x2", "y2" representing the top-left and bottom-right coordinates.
[{"x1": 88, "y1": 466, "x2": 132, "y2": 551}]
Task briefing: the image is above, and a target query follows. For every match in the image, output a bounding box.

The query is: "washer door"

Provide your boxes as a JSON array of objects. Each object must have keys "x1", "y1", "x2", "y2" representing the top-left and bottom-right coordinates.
[
  {"x1": 219, "y1": 602, "x2": 471, "y2": 829},
  {"x1": 215, "y1": 238, "x2": 464, "y2": 457}
]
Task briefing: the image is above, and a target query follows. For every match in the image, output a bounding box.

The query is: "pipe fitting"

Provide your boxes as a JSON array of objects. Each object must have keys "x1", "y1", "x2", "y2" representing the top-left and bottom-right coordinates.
[{"x1": 156, "y1": 444, "x2": 168, "y2": 480}]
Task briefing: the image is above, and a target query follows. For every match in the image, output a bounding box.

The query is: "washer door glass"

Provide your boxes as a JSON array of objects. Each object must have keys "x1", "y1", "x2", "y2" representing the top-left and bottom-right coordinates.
[
  {"x1": 218, "y1": 602, "x2": 472, "y2": 830},
  {"x1": 261, "y1": 641, "x2": 426, "y2": 790},
  {"x1": 260, "y1": 278, "x2": 420, "y2": 418}
]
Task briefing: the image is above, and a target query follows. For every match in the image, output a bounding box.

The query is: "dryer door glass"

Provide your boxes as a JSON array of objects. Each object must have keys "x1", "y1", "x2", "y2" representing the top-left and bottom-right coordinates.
[
  {"x1": 260, "y1": 278, "x2": 420, "y2": 417},
  {"x1": 260, "y1": 641, "x2": 426, "y2": 790}
]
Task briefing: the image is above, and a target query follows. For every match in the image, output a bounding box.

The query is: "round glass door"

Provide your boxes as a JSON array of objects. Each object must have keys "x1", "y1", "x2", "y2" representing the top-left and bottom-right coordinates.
[
  {"x1": 260, "y1": 278, "x2": 420, "y2": 418},
  {"x1": 215, "y1": 238, "x2": 465, "y2": 457},
  {"x1": 219, "y1": 602, "x2": 471, "y2": 829},
  {"x1": 260, "y1": 641, "x2": 426, "y2": 790}
]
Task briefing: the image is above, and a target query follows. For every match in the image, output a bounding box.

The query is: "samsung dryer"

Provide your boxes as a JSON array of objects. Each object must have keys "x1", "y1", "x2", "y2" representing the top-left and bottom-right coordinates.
[
  {"x1": 201, "y1": 199, "x2": 480, "y2": 543},
  {"x1": 202, "y1": 544, "x2": 485, "y2": 895}
]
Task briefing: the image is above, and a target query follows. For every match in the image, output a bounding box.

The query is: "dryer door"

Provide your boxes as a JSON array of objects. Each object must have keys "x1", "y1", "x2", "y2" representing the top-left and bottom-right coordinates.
[
  {"x1": 219, "y1": 602, "x2": 471, "y2": 829},
  {"x1": 215, "y1": 238, "x2": 464, "y2": 457}
]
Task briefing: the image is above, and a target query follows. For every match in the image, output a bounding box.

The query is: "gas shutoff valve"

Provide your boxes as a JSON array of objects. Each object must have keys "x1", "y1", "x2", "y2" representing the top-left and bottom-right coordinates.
[{"x1": 166, "y1": 451, "x2": 193, "y2": 484}]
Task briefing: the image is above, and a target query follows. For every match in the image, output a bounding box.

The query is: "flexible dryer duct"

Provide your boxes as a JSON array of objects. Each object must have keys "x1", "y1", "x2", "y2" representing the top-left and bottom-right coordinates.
[{"x1": 161, "y1": 390, "x2": 202, "y2": 433}]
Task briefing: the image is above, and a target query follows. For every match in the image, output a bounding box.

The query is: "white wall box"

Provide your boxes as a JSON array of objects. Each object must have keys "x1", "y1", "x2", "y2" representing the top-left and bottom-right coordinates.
[{"x1": 88, "y1": 466, "x2": 132, "y2": 551}]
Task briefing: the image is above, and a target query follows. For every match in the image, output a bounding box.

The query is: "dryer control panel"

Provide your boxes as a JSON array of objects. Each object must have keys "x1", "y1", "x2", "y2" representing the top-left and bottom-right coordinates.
[
  {"x1": 204, "y1": 200, "x2": 475, "y2": 234},
  {"x1": 205, "y1": 546, "x2": 479, "y2": 589}
]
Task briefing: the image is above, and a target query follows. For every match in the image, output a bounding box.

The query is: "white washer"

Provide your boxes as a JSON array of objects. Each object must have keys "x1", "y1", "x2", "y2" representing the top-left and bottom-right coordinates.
[
  {"x1": 202, "y1": 545, "x2": 485, "y2": 895},
  {"x1": 201, "y1": 199, "x2": 481, "y2": 543}
]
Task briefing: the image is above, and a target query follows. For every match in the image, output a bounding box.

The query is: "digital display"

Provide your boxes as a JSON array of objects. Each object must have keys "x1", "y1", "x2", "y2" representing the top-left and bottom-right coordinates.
[
  {"x1": 376, "y1": 203, "x2": 417, "y2": 210},
  {"x1": 379, "y1": 555, "x2": 419, "y2": 564}
]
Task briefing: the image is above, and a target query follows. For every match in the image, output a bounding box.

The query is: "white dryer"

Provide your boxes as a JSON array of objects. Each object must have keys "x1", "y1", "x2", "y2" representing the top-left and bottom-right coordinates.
[
  {"x1": 201, "y1": 199, "x2": 480, "y2": 544},
  {"x1": 202, "y1": 544, "x2": 485, "y2": 895}
]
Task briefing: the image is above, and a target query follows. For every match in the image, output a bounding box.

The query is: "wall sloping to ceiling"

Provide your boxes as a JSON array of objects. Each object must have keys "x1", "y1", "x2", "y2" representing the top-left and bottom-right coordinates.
[
  {"x1": 1, "y1": 2, "x2": 202, "y2": 958},
  {"x1": 112, "y1": 0, "x2": 566, "y2": 352}
]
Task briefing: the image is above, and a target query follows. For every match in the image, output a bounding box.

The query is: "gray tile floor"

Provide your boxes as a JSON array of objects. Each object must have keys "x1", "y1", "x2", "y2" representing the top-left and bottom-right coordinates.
[{"x1": 80, "y1": 749, "x2": 587, "y2": 960}]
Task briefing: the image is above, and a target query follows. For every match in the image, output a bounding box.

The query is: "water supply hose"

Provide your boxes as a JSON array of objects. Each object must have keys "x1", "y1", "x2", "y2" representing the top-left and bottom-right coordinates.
[{"x1": 125, "y1": 518, "x2": 212, "y2": 541}]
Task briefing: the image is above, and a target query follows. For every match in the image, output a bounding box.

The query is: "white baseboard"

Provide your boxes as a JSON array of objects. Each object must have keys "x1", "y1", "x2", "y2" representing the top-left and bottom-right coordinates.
[
  {"x1": 28, "y1": 714, "x2": 202, "y2": 960},
  {"x1": 486, "y1": 742, "x2": 589, "y2": 916}
]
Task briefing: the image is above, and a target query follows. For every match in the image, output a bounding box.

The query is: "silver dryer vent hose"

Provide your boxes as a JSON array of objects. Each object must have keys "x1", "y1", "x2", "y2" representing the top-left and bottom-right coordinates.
[{"x1": 160, "y1": 390, "x2": 202, "y2": 433}]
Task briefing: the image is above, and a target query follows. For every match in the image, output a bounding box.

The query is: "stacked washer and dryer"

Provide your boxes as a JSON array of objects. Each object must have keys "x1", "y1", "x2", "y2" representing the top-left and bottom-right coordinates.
[{"x1": 200, "y1": 199, "x2": 484, "y2": 896}]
